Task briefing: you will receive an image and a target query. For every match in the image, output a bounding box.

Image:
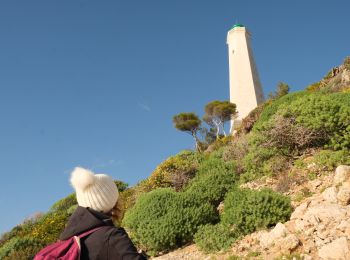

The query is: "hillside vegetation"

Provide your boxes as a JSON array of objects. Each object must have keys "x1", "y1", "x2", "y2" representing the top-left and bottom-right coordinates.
[{"x1": 1, "y1": 57, "x2": 350, "y2": 260}]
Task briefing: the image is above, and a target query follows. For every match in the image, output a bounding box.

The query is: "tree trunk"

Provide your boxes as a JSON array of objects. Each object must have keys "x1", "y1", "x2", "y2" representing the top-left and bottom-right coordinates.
[{"x1": 192, "y1": 132, "x2": 202, "y2": 153}]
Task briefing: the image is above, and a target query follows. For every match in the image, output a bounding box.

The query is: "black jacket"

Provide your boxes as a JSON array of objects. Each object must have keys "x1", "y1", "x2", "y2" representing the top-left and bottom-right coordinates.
[{"x1": 59, "y1": 206, "x2": 146, "y2": 260}]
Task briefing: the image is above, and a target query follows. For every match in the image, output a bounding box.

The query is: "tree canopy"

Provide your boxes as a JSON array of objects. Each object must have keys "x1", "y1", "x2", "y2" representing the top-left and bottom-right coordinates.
[
  {"x1": 173, "y1": 112, "x2": 202, "y2": 151},
  {"x1": 203, "y1": 100, "x2": 237, "y2": 138}
]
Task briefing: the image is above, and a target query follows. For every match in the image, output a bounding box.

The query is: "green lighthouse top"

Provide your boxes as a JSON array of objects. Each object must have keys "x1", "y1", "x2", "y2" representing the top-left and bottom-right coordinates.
[{"x1": 230, "y1": 23, "x2": 244, "y2": 30}]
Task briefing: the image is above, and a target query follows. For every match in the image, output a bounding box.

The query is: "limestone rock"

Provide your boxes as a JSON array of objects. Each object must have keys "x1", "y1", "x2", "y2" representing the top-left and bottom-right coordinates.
[
  {"x1": 270, "y1": 222, "x2": 288, "y2": 238},
  {"x1": 337, "y1": 220, "x2": 350, "y2": 231},
  {"x1": 318, "y1": 237, "x2": 349, "y2": 259},
  {"x1": 259, "y1": 223, "x2": 288, "y2": 249},
  {"x1": 334, "y1": 165, "x2": 350, "y2": 185},
  {"x1": 337, "y1": 183, "x2": 350, "y2": 206},
  {"x1": 291, "y1": 201, "x2": 309, "y2": 220},
  {"x1": 303, "y1": 204, "x2": 346, "y2": 225},
  {"x1": 280, "y1": 234, "x2": 299, "y2": 251},
  {"x1": 322, "y1": 186, "x2": 338, "y2": 203},
  {"x1": 310, "y1": 179, "x2": 322, "y2": 190}
]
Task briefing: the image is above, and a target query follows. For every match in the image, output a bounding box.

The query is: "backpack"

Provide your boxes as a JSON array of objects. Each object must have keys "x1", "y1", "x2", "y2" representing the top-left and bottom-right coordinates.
[{"x1": 34, "y1": 227, "x2": 102, "y2": 260}]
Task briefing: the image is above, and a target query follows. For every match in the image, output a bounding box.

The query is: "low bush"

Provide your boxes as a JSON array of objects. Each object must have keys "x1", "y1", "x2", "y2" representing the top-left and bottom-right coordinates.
[
  {"x1": 238, "y1": 103, "x2": 267, "y2": 134},
  {"x1": 122, "y1": 188, "x2": 216, "y2": 255},
  {"x1": 50, "y1": 193, "x2": 77, "y2": 212},
  {"x1": 313, "y1": 150, "x2": 350, "y2": 170},
  {"x1": 0, "y1": 237, "x2": 42, "y2": 260},
  {"x1": 194, "y1": 223, "x2": 237, "y2": 253},
  {"x1": 279, "y1": 93, "x2": 350, "y2": 150},
  {"x1": 256, "y1": 114, "x2": 325, "y2": 155},
  {"x1": 306, "y1": 82, "x2": 323, "y2": 92},
  {"x1": 253, "y1": 91, "x2": 310, "y2": 130},
  {"x1": 3, "y1": 244, "x2": 42, "y2": 260},
  {"x1": 185, "y1": 157, "x2": 237, "y2": 206},
  {"x1": 144, "y1": 151, "x2": 203, "y2": 191},
  {"x1": 240, "y1": 146, "x2": 278, "y2": 182},
  {"x1": 28, "y1": 210, "x2": 71, "y2": 245},
  {"x1": 222, "y1": 188, "x2": 292, "y2": 235}
]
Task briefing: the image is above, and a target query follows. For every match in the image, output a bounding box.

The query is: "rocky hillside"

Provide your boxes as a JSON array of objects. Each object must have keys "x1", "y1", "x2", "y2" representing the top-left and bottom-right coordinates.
[
  {"x1": 153, "y1": 165, "x2": 350, "y2": 260},
  {"x1": 0, "y1": 57, "x2": 349, "y2": 260}
]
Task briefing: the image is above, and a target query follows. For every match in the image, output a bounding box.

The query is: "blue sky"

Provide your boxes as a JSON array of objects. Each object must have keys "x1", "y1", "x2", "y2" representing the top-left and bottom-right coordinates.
[{"x1": 0, "y1": 0, "x2": 349, "y2": 234}]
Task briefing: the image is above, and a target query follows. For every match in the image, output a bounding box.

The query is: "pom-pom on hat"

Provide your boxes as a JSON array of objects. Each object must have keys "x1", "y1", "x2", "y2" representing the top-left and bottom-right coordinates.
[{"x1": 70, "y1": 167, "x2": 119, "y2": 213}]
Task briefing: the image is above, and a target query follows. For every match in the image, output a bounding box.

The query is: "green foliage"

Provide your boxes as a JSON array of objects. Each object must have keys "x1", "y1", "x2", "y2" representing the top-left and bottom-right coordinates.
[
  {"x1": 238, "y1": 103, "x2": 267, "y2": 134},
  {"x1": 254, "y1": 114, "x2": 325, "y2": 155},
  {"x1": 0, "y1": 237, "x2": 42, "y2": 260},
  {"x1": 294, "y1": 187, "x2": 313, "y2": 202},
  {"x1": 28, "y1": 210, "x2": 71, "y2": 245},
  {"x1": 173, "y1": 112, "x2": 201, "y2": 132},
  {"x1": 122, "y1": 188, "x2": 216, "y2": 255},
  {"x1": 240, "y1": 145, "x2": 279, "y2": 182},
  {"x1": 313, "y1": 150, "x2": 350, "y2": 170},
  {"x1": 253, "y1": 91, "x2": 310, "y2": 130},
  {"x1": 222, "y1": 188, "x2": 292, "y2": 235},
  {"x1": 144, "y1": 151, "x2": 203, "y2": 191},
  {"x1": 241, "y1": 92, "x2": 350, "y2": 181},
  {"x1": 306, "y1": 81, "x2": 323, "y2": 92},
  {"x1": 185, "y1": 157, "x2": 237, "y2": 206},
  {"x1": 280, "y1": 92, "x2": 350, "y2": 150},
  {"x1": 227, "y1": 255, "x2": 242, "y2": 260},
  {"x1": 114, "y1": 180, "x2": 129, "y2": 192},
  {"x1": 173, "y1": 112, "x2": 202, "y2": 151},
  {"x1": 194, "y1": 223, "x2": 237, "y2": 253},
  {"x1": 203, "y1": 100, "x2": 237, "y2": 138},
  {"x1": 205, "y1": 135, "x2": 234, "y2": 154},
  {"x1": 268, "y1": 82, "x2": 290, "y2": 100},
  {"x1": 50, "y1": 193, "x2": 77, "y2": 212}
]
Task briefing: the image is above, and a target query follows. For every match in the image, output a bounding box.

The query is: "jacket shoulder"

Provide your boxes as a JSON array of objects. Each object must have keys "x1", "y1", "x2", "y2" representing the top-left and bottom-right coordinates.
[{"x1": 106, "y1": 227, "x2": 147, "y2": 260}]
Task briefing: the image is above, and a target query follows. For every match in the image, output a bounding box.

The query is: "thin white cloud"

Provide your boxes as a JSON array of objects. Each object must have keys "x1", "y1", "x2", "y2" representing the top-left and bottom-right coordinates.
[
  {"x1": 92, "y1": 159, "x2": 123, "y2": 169},
  {"x1": 138, "y1": 102, "x2": 151, "y2": 112},
  {"x1": 64, "y1": 159, "x2": 123, "y2": 175},
  {"x1": 138, "y1": 97, "x2": 151, "y2": 112}
]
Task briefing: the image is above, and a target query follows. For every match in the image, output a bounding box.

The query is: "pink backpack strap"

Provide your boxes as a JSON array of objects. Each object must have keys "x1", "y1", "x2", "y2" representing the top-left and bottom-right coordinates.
[{"x1": 77, "y1": 226, "x2": 105, "y2": 239}]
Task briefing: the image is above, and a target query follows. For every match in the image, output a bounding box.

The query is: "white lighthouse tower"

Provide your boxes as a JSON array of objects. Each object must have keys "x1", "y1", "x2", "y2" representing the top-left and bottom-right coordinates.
[{"x1": 227, "y1": 24, "x2": 264, "y2": 130}]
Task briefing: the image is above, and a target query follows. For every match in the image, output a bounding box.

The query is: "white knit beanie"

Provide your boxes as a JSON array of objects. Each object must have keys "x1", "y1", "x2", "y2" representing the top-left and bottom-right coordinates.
[{"x1": 70, "y1": 167, "x2": 119, "y2": 213}]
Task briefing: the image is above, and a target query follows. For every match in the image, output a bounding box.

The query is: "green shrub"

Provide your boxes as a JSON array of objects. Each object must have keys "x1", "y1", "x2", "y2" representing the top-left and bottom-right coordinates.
[
  {"x1": 240, "y1": 146, "x2": 279, "y2": 182},
  {"x1": 281, "y1": 93, "x2": 350, "y2": 150},
  {"x1": 222, "y1": 188, "x2": 292, "y2": 235},
  {"x1": 114, "y1": 180, "x2": 129, "y2": 192},
  {"x1": 0, "y1": 237, "x2": 42, "y2": 260},
  {"x1": 122, "y1": 188, "x2": 216, "y2": 255},
  {"x1": 313, "y1": 150, "x2": 350, "y2": 170},
  {"x1": 28, "y1": 210, "x2": 71, "y2": 245},
  {"x1": 144, "y1": 151, "x2": 203, "y2": 191},
  {"x1": 194, "y1": 223, "x2": 237, "y2": 253},
  {"x1": 253, "y1": 91, "x2": 310, "y2": 130},
  {"x1": 50, "y1": 193, "x2": 77, "y2": 212},
  {"x1": 238, "y1": 103, "x2": 267, "y2": 134},
  {"x1": 185, "y1": 157, "x2": 237, "y2": 206},
  {"x1": 242, "y1": 92, "x2": 350, "y2": 181},
  {"x1": 306, "y1": 82, "x2": 323, "y2": 92}
]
